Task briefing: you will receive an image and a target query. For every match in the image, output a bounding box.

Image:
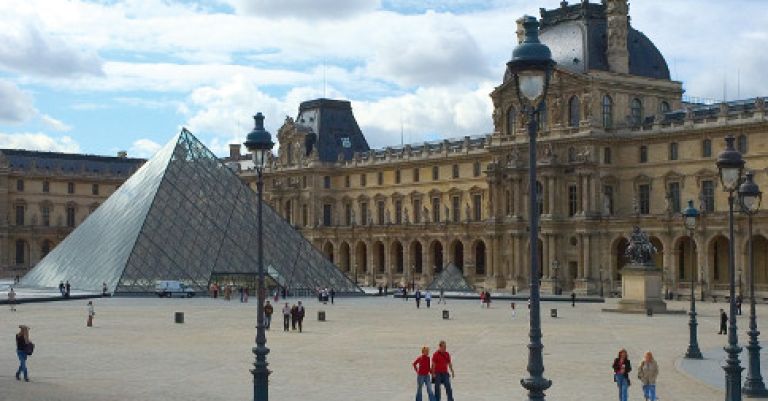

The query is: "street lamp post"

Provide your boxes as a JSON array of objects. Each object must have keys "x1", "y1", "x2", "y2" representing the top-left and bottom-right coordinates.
[
  {"x1": 739, "y1": 171, "x2": 768, "y2": 397},
  {"x1": 682, "y1": 200, "x2": 703, "y2": 359},
  {"x1": 507, "y1": 15, "x2": 555, "y2": 401},
  {"x1": 716, "y1": 135, "x2": 745, "y2": 401},
  {"x1": 244, "y1": 112, "x2": 275, "y2": 401}
]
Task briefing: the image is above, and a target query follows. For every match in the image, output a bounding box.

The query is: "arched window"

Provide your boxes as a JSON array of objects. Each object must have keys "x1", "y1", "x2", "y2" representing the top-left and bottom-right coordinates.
[
  {"x1": 535, "y1": 101, "x2": 547, "y2": 132},
  {"x1": 507, "y1": 106, "x2": 516, "y2": 135},
  {"x1": 568, "y1": 96, "x2": 580, "y2": 127},
  {"x1": 659, "y1": 101, "x2": 671, "y2": 113},
  {"x1": 631, "y1": 98, "x2": 643, "y2": 126},
  {"x1": 602, "y1": 95, "x2": 613, "y2": 128},
  {"x1": 738, "y1": 134, "x2": 748, "y2": 154}
]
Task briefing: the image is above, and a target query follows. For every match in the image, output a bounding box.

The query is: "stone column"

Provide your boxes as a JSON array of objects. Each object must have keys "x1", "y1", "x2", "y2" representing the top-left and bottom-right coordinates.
[
  {"x1": 541, "y1": 234, "x2": 550, "y2": 278},
  {"x1": 547, "y1": 176, "x2": 556, "y2": 215}
]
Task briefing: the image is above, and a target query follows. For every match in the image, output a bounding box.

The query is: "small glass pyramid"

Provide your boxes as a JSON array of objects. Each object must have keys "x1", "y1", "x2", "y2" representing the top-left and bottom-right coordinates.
[
  {"x1": 22, "y1": 129, "x2": 361, "y2": 295},
  {"x1": 425, "y1": 263, "x2": 476, "y2": 292}
]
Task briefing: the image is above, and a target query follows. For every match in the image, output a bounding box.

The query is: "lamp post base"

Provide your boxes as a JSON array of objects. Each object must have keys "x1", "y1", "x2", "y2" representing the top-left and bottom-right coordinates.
[{"x1": 744, "y1": 339, "x2": 768, "y2": 398}]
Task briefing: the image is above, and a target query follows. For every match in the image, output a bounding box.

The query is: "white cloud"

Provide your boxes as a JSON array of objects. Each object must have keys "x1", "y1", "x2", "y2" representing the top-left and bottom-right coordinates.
[
  {"x1": 0, "y1": 132, "x2": 81, "y2": 152},
  {"x1": 130, "y1": 138, "x2": 163, "y2": 158},
  {"x1": 0, "y1": 80, "x2": 36, "y2": 123},
  {"x1": 40, "y1": 114, "x2": 72, "y2": 132},
  {"x1": 227, "y1": 0, "x2": 380, "y2": 19},
  {"x1": 0, "y1": 21, "x2": 103, "y2": 77}
]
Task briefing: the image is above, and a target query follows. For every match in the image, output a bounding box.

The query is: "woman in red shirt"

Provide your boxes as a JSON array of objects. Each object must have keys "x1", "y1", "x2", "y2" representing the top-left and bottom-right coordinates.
[{"x1": 412, "y1": 346, "x2": 435, "y2": 401}]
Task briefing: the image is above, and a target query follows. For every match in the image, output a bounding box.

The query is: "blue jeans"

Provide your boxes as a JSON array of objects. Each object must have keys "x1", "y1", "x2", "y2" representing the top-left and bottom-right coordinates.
[
  {"x1": 643, "y1": 384, "x2": 656, "y2": 401},
  {"x1": 16, "y1": 350, "x2": 28, "y2": 380},
  {"x1": 434, "y1": 373, "x2": 453, "y2": 401},
  {"x1": 416, "y1": 375, "x2": 435, "y2": 401},
  {"x1": 615, "y1": 374, "x2": 628, "y2": 401},
  {"x1": 264, "y1": 315, "x2": 271, "y2": 329}
]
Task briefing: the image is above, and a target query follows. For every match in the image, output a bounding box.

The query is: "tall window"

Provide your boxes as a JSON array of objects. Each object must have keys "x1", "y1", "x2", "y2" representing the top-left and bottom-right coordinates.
[
  {"x1": 395, "y1": 169, "x2": 401, "y2": 184},
  {"x1": 360, "y1": 173, "x2": 366, "y2": 187},
  {"x1": 67, "y1": 182, "x2": 75, "y2": 194},
  {"x1": 302, "y1": 204, "x2": 308, "y2": 226},
  {"x1": 395, "y1": 200, "x2": 402, "y2": 224},
  {"x1": 472, "y1": 194, "x2": 482, "y2": 221},
  {"x1": 568, "y1": 185, "x2": 578, "y2": 216},
  {"x1": 285, "y1": 200, "x2": 293, "y2": 225},
  {"x1": 638, "y1": 185, "x2": 650, "y2": 215},
  {"x1": 568, "y1": 95, "x2": 580, "y2": 127},
  {"x1": 659, "y1": 101, "x2": 671, "y2": 113},
  {"x1": 451, "y1": 196, "x2": 460, "y2": 223},
  {"x1": 536, "y1": 101, "x2": 547, "y2": 131},
  {"x1": 66, "y1": 206, "x2": 76, "y2": 227},
  {"x1": 323, "y1": 204, "x2": 332, "y2": 226},
  {"x1": 702, "y1": 180, "x2": 715, "y2": 213},
  {"x1": 302, "y1": 176, "x2": 307, "y2": 188},
  {"x1": 702, "y1": 139, "x2": 712, "y2": 157},
  {"x1": 16, "y1": 179, "x2": 24, "y2": 191},
  {"x1": 639, "y1": 146, "x2": 648, "y2": 163},
  {"x1": 505, "y1": 190, "x2": 512, "y2": 216},
  {"x1": 669, "y1": 182, "x2": 681, "y2": 213},
  {"x1": 42, "y1": 206, "x2": 50, "y2": 226},
  {"x1": 15, "y1": 205, "x2": 24, "y2": 226},
  {"x1": 92, "y1": 184, "x2": 99, "y2": 195},
  {"x1": 413, "y1": 199, "x2": 421, "y2": 223},
  {"x1": 413, "y1": 168, "x2": 420, "y2": 182},
  {"x1": 323, "y1": 176, "x2": 331, "y2": 189},
  {"x1": 360, "y1": 202, "x2": 368, "y2": 225},
  {"x1": 42, "y1": 180, "x2": 50, "y2": 193},
  {"x1": 631, "y1": 98, "x2": 643, "y2": 126},
  {"x1": 377, "y1": 171, "x2": 383, "y2": 185},
  {"x1": 669, "y1": 142, "x2": 679, "y2": 160},
  {"x1": 377, "y1": 201, "x2": 385, "y2": 225},
  {"x1": 603, "y1": 147, "x2": 612, "y2": 164},
  {"x1": 452, "y1": 164, "x2": 459, "y2": 179},
  {"x1": 41, "y1": 241, "x2": 51, "y2": 258},
  {"x1": 15, "y1": 240, "x2": 25, "y2": 264},
  {"x1": 473, "y1": 161, "x2": 481, "y2": 177},
  {"x1": 345, "y1": 203, "x2": 352, "y2": 226},
  {"x1": 602, "y1": 95, "x2": 613, "y2": 128},
  {"x1": 507, "y1": 106, "x2": 516, "y2": 135},
  {"x1": 432, "y1": 197, "x2": 441, "y2": 223},
  {"x1": 603, "y1": 185, "x2": 614, "y2": 215},
  {"x1": 432, "y1": 166, "x2": 439, "y2": 180},
  {"x1": 344, "y1": 175, "x2": 350, "y2": 188},
  {"x1": 738, "y1": 134, "x2": 748, "y2": 154}
]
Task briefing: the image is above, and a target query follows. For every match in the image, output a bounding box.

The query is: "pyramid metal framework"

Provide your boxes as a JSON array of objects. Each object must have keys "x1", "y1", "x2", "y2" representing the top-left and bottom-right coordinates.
[
  {"x1": 425, "y1": 263, "x2": 476, "y2": 292},
  {"x1": 22, "y1": 129, "x2": 361, "y2": 295}
]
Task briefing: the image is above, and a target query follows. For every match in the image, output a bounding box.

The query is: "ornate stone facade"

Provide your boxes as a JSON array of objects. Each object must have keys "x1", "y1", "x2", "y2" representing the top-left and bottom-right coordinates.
[{"x1": 230, "y1": 1, "x2": 768, "y2": 298}]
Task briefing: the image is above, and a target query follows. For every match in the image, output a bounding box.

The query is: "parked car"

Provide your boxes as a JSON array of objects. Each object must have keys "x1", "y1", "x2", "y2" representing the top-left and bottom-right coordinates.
[{"x1": 155, "y1": 281, "x2": 196, "y2": 298}]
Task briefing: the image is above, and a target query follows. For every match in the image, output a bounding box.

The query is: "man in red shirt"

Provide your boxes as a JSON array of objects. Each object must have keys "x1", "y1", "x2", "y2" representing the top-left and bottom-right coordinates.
[
  {"x1": 431, "y1": 340, "x2": 455, "y2": 401},
  {"x1": 412, "y1": 346, "x2": 435, "y2": 401}
]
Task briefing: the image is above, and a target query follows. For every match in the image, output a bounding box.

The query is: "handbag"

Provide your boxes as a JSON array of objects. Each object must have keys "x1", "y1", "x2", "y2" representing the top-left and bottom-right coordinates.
[{"x1": 24, "y1": 342, "x2": 35, "y2": 356}]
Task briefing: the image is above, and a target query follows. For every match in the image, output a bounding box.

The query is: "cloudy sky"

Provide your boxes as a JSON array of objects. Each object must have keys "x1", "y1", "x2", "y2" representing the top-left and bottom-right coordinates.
[{"x1": 0, "y1": 0, "x2": 766, "y2": 158}]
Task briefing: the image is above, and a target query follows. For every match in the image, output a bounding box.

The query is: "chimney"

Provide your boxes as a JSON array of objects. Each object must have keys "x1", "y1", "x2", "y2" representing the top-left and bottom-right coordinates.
[
  {"x1": 117, "y1": 151, "x2": 127, "y2": 158},
  {"x1": 229, "y1": 144, "x2": 241, "y2": 159},
  {"x1": 515, "y1": 17, "x2": 526, "y2": 44},
  {"x1": 605, "y1": 0, "x2": 629, "y2": 74}
]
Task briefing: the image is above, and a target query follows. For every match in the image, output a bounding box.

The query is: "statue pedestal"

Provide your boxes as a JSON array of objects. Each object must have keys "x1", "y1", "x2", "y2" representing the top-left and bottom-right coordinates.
[
  {"x1": 617, "y1": 264, "x2": 667, "y2": 313},
  {"x1": 540, "y1": 279, "x2": 558, "y2": 295}
]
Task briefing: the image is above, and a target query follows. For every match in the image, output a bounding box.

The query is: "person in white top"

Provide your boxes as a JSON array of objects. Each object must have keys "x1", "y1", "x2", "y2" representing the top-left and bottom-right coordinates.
[
  {"x1": 87, "y1": 301, "x2": 95, "y2": 327},
  {"x1": 425, "y1": 291, "x2": 432, "y2": 308},
  {"x1": 8, "y1": 287, "x2": 17, "y2": 311}
]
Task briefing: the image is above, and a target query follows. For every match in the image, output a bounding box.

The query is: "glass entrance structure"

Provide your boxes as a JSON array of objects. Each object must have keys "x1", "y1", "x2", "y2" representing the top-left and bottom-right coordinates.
[
  {"x1": 425, "y1": 263, "x2": 476, "y2": 292},
  {"x1": 22, "y1": 129, "x2": 362, "y2": 295}
]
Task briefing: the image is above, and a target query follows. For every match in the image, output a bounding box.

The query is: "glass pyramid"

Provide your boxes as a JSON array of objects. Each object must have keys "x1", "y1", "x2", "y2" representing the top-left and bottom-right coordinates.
[
  {"x1": 22, "y1": 129, "x2": 362, "y2": 295},
  {"x1": 425, "y1": 263, "x2": 476, "y2": 292}
]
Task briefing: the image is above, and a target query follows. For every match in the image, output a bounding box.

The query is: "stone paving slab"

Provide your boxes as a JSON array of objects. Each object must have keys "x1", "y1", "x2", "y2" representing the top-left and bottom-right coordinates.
[{"x1": 0, "y1": 296, "x2": 740, "y2": 400}]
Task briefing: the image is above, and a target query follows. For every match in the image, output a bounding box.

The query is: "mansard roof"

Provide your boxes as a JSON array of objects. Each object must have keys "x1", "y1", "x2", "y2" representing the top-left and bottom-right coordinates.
[{"x1": 0, "y1": 149, "x2": 145, "y2": 176}]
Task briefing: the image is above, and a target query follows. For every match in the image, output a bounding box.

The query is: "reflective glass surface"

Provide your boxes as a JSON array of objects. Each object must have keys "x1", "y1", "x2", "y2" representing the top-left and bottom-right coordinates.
[
  {"x1": 425, "y1": 263, "x2": 475, "y2": 292},
  {"x1": 23, "y1": 129, "x2": 361, "y2": 295}
]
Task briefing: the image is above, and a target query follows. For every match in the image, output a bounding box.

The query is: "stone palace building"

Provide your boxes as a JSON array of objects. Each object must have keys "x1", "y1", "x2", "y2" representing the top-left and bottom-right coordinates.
[{"x1": 229, "y1": 0, "x2": 768, "y2": 297}]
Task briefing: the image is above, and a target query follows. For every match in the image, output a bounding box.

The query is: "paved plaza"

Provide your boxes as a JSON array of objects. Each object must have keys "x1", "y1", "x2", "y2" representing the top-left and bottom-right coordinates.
[{"x1": 1, "y1": 295, "x2": 753, "y2": 400}]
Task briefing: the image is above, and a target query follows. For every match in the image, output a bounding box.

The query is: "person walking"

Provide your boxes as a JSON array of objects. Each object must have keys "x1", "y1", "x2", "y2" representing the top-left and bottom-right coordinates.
[
  {"x1": 438, "y1": 289, "x2": 445, "y2": 304},
  {"x1": 102, "y1": 282, "x2": 108, "y2": 296},
  {"x1": 65, "y1": 281, "x2": 71, "y2": 298},
  {"x1": 736, "y1": 295, "x2": 743, "y2": 315},
  {"x1": 425, "y1": 291, "x2": 432, "y2": 308},
  {"x1": 330, "y1": 288, "x2": 335, "y2": 304},
  {"x1": 571, "y1": 292, "x2": 576, "y2": 307},
  {"x1": 296, "y1": 301, "x2": 305, "y2": 333},
  {"x1": 479, "y1": 290, "x2": 485, "y2": 307},
  {"x1": 290, "y1": 304, "x2": 298, "y2": 330},
  {"x1": 282, "y1": 302, "x2": 291, "y2": 332},
  {"x1": 612, "y1": 348, "x2": 632, "y2": 401},
  {"x1": 87, "y1": 301, "x2": 95, "y2": 327},
  {"x1": 403, "y1": 286, "x2": 408, "y2": 301},
  {"x1": 719, "y1": 309, "x2": 728, "y2": 335},
  {"x1": 484, "y1": 291, "x2": 491, "y2": 308},
  {"x1": 413, "y1": 346, "x2": 435, "y2": 401},
  {"x1": 431, "y1": 340, "x2": 455, "y2": 401},
  {"x1": 637, "y1": 351, "x2": 659, "y2": 401},
  {"x1": 58, "y1": 281, "x2": 65, "y2": 296},
  {"x1": 415, "y1": 289, "x2": 422, "y2": 309},
  {"x1": 8, "y1": 287, "x2": 17, "y2": 312},
  {"x1": 15, "y1": 325, "x2": 31, "y2": 381},
  {"x1": 264, "y1": 300, "x2": 273, "y2": 330}
]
